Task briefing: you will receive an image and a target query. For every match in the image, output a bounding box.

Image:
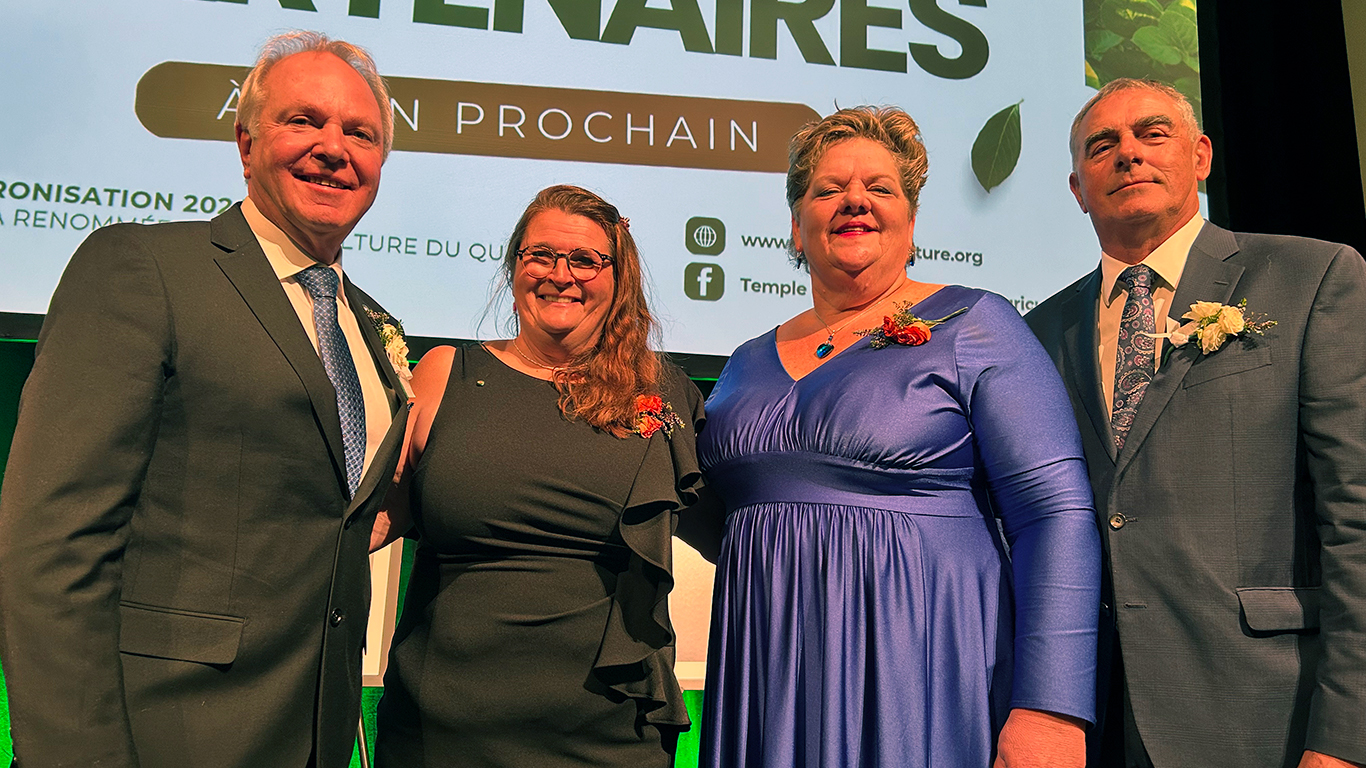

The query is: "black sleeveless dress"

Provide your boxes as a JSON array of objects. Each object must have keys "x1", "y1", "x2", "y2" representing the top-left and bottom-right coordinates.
[{"x1": 375, "y1": 344, "x2": 704, "y2": 767}]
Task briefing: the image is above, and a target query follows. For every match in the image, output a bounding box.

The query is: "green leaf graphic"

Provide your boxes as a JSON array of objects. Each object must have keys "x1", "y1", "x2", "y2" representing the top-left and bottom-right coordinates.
[
  {"x1": 1168, "y1": 2, "x2": 1197, "y2": 23},
  {"x1": 1132, "y1": 7, "x2": 1199, "y2": 66},
  {"x1": 1174, "y1": 75, "x2": 1203, "y2": 114},
  {"x1": 1086, "y1": 29, "x2": 1124, "y2": 58},
  {"x1": 1163, "y1": 7, "x2": 1200, "y2": 59},
  {"x1": 1132, "y1": 25, "x2": 1183, "y2": 65},
  {"x1": 1099, "y1": 0, "x2": 1163, "y2": 38},
  {"x1": 972, "y1": 101, "x2": 1023, "y2": 193},
  {"x1": 1082, "y1": 0, "x2": 1204, "y2": 127},
  {"x1": 1085, "y1": 60, "x2": 1101, "y2": 89}
]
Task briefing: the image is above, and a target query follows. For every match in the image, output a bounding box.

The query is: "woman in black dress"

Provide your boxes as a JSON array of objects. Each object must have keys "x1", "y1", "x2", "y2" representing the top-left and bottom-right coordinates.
[{"x1": 372, "y1": 185, "x2": 713, "y2": 767}]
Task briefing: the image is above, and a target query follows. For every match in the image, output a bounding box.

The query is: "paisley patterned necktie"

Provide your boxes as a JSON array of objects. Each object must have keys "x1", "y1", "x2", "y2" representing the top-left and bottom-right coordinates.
[
  {"x1": 296, "y1": 265, "x2": 366, "y2": 496},
  {"x1": 1111, "y1": 264, "x2": 1156, "y2": 451}
]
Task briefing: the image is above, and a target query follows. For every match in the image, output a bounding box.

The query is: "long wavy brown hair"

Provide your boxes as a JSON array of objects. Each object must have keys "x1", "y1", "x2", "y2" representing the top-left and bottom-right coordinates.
[{"x1": 503, "y1": 185, "x2": 662, "y2": 437}]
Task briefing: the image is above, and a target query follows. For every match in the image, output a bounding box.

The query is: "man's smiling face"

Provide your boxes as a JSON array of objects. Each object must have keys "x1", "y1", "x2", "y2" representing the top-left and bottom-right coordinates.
[
  {"x1": 236, "y1": 51, "x2": 384, "y2": 262},
  {"x1": 1069, "y1": 87, "x2": 1211, "y2": 248}
]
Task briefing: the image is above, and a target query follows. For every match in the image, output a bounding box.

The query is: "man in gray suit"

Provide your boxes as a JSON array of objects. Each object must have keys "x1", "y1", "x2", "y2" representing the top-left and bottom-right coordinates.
[
  {"x1": 0, "y1": 32, "x2": 408, "y2": 767},
  {"x1": 1026, "y1": 78, "x2": 1366, "y2": 768}
]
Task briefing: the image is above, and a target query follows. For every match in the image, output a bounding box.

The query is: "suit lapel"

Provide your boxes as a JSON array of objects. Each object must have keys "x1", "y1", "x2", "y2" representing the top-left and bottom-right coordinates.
[
  {"x1": 1114, "y1": 223, "x2": 1243, "y2": 472},
  {"x1": 1059, "y1": 269, "x2": 1117, "y2": 463},
  {"x1": 340, "y1": 276, "x2": 409, "y2": 519},
  {"x1": 343, "y1": 277, "x2": 405, "y2": 414},
  {"x1": 211, "y1": 206, "x2": 350, "y2": 493},
  {"x1": 339, "y1": 276, "x2": 410, "y2": 519},
  {"x1": 345, "y1": 403, "x2": 407, "y2": 522}
]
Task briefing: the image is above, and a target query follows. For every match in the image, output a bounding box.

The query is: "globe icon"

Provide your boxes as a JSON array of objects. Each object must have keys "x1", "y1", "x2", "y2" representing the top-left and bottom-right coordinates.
[
  {"x1": 685, "y1": 216, "x2": 725, "y2": 255},
  {"x1": 693, "y1": 225, "x2": 718, "y2": 249}
]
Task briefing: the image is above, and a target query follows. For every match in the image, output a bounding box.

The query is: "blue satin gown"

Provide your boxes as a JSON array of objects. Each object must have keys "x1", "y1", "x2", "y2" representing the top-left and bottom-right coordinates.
[{"x1": 697, "y1": 286, "x2": 1100, "y2": 767}]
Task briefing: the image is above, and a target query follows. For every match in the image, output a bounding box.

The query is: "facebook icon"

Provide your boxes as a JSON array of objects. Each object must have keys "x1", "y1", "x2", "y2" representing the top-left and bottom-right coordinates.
[{"x1": 684, "y1": 262, "x2": 725, "y2": 301}]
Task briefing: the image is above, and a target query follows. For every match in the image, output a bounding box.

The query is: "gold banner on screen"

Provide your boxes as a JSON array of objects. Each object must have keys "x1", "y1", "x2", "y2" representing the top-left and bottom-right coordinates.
[{"x1": 135, "y1": 62, "x2": 819, "y2": 172}]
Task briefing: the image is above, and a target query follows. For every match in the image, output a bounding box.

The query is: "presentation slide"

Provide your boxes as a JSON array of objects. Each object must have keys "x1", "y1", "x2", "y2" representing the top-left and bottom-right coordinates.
[{"x1": 2, "y1": 0, "x2": 1150, "y2": 356}]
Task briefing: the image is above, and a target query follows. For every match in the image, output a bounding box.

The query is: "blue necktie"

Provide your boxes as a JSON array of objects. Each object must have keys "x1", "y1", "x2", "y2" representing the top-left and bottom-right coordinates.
[
  {"x1": 1111, "y1": 264, "x2": 1156, "y2": 451},
  {"x1": 295, "y1": 265, "x2": 365, "y2": 496}
]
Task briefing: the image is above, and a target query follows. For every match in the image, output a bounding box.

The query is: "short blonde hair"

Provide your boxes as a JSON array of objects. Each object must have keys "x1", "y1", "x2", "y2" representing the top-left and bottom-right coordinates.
[
  {"x1": 785, "y1": 106, "x2": 927, "y2": 267},
  {"x1": 236, "y1": 30, "x2": 394, "y2": 159}
]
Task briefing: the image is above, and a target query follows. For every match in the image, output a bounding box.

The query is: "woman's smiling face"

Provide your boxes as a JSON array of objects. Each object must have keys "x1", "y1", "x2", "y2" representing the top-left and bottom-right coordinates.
[
  {"x1": 791, "y1": 137, "x2": 914, "y2": 280},
  {"x1": 512, "y1": 208, "x2": 616, "y2": 351}
]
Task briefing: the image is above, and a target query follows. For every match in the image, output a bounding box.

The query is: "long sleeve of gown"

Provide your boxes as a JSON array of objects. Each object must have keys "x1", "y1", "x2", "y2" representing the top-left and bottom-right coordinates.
[{"x1": 957, "y1": 293, "x2": 1101, "y2": 723}]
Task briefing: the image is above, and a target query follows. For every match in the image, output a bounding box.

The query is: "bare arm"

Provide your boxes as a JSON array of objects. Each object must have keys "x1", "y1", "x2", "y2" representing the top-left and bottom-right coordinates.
[{"x1": 370, "y1": 345, "x2": 456, "y2": 552}]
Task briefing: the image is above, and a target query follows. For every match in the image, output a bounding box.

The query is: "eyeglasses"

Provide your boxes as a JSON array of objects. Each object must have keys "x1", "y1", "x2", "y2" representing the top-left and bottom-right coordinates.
[{"x1": 516, "y1": 246, "x2": 614, "y2": 281}]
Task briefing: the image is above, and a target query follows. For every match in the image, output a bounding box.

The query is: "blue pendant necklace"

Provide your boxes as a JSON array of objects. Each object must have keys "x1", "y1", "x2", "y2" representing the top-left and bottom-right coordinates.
[{"x1": 812, "y1": 280, "x2": 908, "y2": 359}]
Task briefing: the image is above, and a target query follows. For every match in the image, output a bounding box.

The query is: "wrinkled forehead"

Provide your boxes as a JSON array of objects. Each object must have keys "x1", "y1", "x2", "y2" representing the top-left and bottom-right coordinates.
[{"x1": 1073, "y1": 88, "x2": 1187, "y2": 153}]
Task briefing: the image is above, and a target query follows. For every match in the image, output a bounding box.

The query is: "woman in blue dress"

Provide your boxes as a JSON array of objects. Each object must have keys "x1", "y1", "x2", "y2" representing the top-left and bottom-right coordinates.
[{"x1": 698, "y1": 106, "x2": 1100, "y2": 768}]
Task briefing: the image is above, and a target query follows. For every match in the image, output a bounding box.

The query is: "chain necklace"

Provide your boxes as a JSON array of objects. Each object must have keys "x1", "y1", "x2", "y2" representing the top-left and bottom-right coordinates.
[
  {"x1": 812, "y1": 279, "x2": 908, "y2": 359},
  {"x1": 512, "y1": 336, "x2": 572, "y2": 372}
]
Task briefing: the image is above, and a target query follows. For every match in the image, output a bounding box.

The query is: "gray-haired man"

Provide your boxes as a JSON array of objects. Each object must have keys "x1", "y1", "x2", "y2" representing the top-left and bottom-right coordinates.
[
  {"x1": 1027, "y1": 78, "x2": 1366, "y2": 768},
  {"x1": 0, "y1": 31, "x2": 408, "y2": 767}
]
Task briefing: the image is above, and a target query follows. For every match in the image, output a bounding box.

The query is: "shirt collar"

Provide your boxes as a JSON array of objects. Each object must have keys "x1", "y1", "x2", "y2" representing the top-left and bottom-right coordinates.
[
  {"x1": 241, "y1": 196, "x2": 346, "y2": 287},
  {"x1": 1099, "y1": 212, "x2": 1205, "y2": 307}
]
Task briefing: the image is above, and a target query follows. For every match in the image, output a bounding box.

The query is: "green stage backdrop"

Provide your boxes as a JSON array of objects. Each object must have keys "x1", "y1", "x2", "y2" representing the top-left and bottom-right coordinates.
[{"x1": 0, "y1": 339, "x2": 35, "y2": 766}]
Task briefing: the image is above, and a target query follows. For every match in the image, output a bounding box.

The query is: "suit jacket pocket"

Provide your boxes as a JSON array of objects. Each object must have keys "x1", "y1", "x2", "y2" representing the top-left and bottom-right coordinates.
[
  {"x1": 1236, "y1": 586, "x2": 1320, "y2": 633},
  {"x1": 119, "y1": 601, "x2": 245, "y2": 664},
  {"x1": 1182, "y1": 344, "x2": 1272, "y2": 388}
]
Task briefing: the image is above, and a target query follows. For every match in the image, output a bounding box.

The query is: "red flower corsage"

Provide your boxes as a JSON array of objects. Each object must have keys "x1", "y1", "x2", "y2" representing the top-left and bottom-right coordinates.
[
  {"x1": 632, "y1": 394, "x2": 684, "y2": 439},
  {"x1": 861, "y1": 304, "x2": 968, "y2": 349}
]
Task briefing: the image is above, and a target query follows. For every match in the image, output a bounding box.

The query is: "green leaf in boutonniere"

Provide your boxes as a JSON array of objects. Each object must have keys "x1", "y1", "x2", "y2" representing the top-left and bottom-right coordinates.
[
  {"x1": 365, "y1": 307, "x2": 414, "y2": 398},
  {"x1": 858, "y1": 304, "x2": 968, "y2": 349},
  {"x1": 631, "y1": 394, "x2": 684, "y2": 440},
  {"x1": 1147, "y1": 299, "x2": 1276, "y2": 357}
]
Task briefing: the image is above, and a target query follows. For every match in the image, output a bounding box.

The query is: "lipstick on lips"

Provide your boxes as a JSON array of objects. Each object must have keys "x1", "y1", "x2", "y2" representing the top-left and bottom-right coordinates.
[{"x1": 834, "y1": 221, "x2": 876, "y2": 235}]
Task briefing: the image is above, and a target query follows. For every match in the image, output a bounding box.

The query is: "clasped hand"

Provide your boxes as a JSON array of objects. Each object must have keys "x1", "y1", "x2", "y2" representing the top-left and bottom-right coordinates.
[{"x1": 992, "y1": 708, "x2": 1086, "y2": 768}]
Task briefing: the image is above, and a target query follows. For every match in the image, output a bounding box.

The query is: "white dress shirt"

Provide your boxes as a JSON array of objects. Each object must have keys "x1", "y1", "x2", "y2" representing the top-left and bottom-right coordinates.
[
  {"x1": 242, "y1": 197, "x2": 392, "y2": 479},
  {"x1": 1098, "y1": 213, "x2": 1206, "y2": 416}
]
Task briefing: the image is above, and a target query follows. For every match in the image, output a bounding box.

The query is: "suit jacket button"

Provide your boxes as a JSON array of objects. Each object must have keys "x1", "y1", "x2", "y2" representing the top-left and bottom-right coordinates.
[
  {"x1": 1108, "y1": 513, "x2": 1127, "y2": 530},
  {"x1": 330, "y1": 609, "x2": 345, "y2": 627}
]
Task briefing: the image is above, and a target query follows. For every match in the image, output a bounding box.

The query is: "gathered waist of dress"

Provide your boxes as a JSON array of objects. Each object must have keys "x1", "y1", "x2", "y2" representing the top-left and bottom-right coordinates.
[{"x1": 706, "y1": 451, "x2": 984, "y2": 517}]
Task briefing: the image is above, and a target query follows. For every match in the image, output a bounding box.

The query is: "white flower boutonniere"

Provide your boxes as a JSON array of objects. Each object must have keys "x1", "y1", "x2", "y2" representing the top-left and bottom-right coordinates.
[
  {"x1": 1152, "y1": 299, "x2": 1275, "y2": 355},
  {"x1": 365, "y1": 307, "x2": 415, "y2": 398}
]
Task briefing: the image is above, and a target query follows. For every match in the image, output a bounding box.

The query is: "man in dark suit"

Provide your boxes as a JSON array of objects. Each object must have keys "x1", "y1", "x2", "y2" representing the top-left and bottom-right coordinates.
[
  {"x1": 0, "y1": 32, "x2": 409, "y2": 767},
  {"x1": 1026, "y1": 78, "x2": 1366, "y2": 768}
]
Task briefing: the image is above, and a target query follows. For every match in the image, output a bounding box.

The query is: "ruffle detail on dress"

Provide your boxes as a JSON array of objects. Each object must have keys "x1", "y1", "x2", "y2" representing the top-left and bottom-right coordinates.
[{"x1": 591, "y1": 365, "x2": 705, "y2": 729}]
